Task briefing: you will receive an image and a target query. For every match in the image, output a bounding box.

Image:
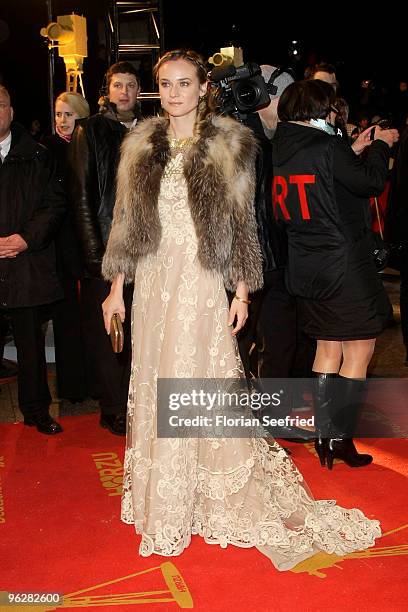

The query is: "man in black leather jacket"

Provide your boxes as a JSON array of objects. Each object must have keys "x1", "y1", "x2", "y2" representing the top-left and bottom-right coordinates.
[{"x1": 69, "y1": 61, "x2": 140, "y2": 435}]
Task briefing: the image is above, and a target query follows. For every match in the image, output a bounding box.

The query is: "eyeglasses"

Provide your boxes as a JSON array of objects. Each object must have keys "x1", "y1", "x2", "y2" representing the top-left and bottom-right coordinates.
[{"x1": 330, "y1": 105, "x2": 340, "y2": 115}]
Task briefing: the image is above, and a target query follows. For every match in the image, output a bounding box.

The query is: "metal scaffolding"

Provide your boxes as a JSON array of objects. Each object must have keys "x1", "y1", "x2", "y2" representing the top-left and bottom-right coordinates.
[{"x1": 105, "y1": 1, "x2": 164, "y2": 108}]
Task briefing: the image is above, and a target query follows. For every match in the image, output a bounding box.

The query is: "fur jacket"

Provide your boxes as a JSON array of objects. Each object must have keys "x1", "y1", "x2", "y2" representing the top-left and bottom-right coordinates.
[{"x1": 102, "y1": 114, "x2": 263, "y2": 293}]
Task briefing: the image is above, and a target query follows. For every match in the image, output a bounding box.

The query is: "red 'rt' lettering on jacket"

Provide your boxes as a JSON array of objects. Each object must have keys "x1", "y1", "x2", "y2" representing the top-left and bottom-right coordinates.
[{"x1": 272, "y1": 174, "x2": 316, "y2": 220}]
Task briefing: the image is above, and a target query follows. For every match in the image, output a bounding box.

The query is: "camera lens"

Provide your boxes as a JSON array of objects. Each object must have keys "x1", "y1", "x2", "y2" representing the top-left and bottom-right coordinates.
[
  {"x1": 235, "y1": 82, "x2": 260, "y2": 108},
  {"x1": 377, "y1": 119, "x2": 392, "y2": 129}
]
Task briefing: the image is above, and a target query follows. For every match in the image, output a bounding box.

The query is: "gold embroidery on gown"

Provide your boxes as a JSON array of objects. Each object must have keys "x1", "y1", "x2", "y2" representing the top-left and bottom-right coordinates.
[{"x1": 121, "y1": 148, "x2": 381, "y2": 571}]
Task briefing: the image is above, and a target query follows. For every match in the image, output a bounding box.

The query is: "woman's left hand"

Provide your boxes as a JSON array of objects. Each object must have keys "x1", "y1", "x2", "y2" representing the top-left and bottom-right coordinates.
[{"x1": 228, "y1": 298, "x2": 248, "y2": 336}]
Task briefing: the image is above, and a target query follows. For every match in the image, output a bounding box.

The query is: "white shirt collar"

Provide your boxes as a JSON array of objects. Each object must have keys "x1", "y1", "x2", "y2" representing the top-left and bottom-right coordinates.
[
  {"x1": 0, "y1": 131, "x2": 12, "y2": 159},
  {"x1": 121, "y1": 117, "x2": 138, "y2": 131}
]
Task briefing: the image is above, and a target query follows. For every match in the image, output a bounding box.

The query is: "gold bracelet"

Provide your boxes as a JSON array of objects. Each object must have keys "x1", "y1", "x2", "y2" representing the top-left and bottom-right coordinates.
[{"x1": 234, "y1": 293, "x2": 251, "y2": 305}]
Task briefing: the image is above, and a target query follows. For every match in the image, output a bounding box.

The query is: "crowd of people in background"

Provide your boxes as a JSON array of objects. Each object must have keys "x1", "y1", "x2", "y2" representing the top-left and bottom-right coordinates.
[
  {"x1": 0, "y1": 48, "x2": 407, "y2": 568},
  {"x1": 0, "y1": 57, "x2": 406, "y2": 445}
]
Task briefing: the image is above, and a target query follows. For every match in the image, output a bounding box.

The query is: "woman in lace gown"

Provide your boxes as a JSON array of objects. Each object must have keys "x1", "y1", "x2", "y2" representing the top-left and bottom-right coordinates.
[{"x1": 101, "y1": 50, "x2": 381, "y2": 571}]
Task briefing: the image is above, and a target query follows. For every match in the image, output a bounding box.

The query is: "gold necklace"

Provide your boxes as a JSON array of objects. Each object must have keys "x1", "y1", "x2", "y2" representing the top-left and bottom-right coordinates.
[{"x1": 169, "y1": 136, "x2": 195, "y2": 151}]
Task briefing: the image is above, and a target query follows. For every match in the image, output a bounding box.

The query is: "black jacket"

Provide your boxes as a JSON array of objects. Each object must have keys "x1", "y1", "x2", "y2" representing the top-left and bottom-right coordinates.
[
  {"x1": 42, "y1": 134, "x2": 84, "y2": 279},
  {"x1": 272, "y1": 122, "x2": 390, "y2": 300},
  {"x1": 254, "y1": 138, "x2": 288, "y2": 283},
  {"x1": 0, "y1": 123, "x2": 66, "y2": 308},
  {"x1": 69, "y1": 113, "x2": 128, "y2": 277},
  {"x1": 386, "y1": 126, "x2": 408, "y2": 244},
  {"x1": 243, "y1": 113, "x2": 287, "y2": 285}
]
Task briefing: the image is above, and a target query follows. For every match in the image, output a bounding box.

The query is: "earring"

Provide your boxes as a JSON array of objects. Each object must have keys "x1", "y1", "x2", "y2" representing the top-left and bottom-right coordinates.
[{"x1": 198, "y1": 95, "x2": 207, "y2": 112}]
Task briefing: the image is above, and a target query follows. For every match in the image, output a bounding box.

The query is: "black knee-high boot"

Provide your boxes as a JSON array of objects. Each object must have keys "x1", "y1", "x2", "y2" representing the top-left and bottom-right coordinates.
[
  {"x1": 313, "y1": 373, "x2": 373, "y2": 469},
  {"x1": 324, "y1": 376, "x2": 373, "y2": 470},
  {"x1": 313, "y1": 372, "x2": 338, "y2": 467}
]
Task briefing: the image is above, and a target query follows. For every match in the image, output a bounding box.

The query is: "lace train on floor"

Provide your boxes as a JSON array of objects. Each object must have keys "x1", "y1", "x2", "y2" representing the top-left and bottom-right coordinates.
[{"x1": 121, "y1": 436, "x2": 380, "y2": 570}]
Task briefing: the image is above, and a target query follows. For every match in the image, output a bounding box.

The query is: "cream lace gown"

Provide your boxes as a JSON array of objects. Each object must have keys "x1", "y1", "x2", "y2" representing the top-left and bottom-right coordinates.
[{"x1": 121, "y1": 146, "x2": 381, "y2": 571}]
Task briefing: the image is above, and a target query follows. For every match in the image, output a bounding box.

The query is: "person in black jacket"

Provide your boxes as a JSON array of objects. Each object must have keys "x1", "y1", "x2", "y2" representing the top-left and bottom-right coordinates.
[
  {"x1": 69, "y1": 62, "x2": 140, "y2": 435},
  {"x1": 255, "y1": 66, "x2": 316, "y2": 386},
  {"x1": 241, "y1": 67, "x2": 296, "y2": 381},
  {"x1": 238, "y1": 67, "x2": 315, "y2": 443},
  {"x1": 272, "y1": 79, "x2": 399, "y2": 469},
  {"x1": 0, "y1": 85, "x2": 66, "y2": 434},
  {"x1": 236, "y1": 111, "x2": 290, "y2": 380},
  {"x1": 386, "y1": 123, "x2": 408, "y2": 363},
  {"x1": 43, "y1": 92, "x2": 90, "y2": 403}
]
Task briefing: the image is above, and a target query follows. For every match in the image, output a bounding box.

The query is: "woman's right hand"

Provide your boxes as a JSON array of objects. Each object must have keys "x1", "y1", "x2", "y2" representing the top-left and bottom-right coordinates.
[
  {"x1": 102, "y1": 273, "x2": 126, "y2": 334},
  {"x1": 102, "y1": 292, "x2": 125, "y2": 334}
]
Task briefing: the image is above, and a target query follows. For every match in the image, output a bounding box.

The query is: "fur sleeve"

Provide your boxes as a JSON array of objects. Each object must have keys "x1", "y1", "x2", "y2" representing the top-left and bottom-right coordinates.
[
  {"x1": 101, "y1": 132, "x2": 140, "y2": 283},
  {"x1": 221, "y1": 120, "x2": 264, "y2": 292},
  {"x1": 102, "y1": 118, "x2": 164, "y2": 283}
]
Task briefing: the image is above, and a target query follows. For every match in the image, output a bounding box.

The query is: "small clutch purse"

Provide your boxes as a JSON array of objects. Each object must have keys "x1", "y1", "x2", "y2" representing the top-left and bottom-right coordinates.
[{"x1": 110, "y1": 313, "x2": 124, "y2": 353}]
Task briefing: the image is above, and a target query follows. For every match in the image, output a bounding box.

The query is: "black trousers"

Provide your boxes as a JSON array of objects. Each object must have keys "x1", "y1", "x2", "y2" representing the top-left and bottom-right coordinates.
[
  {"x1": 50, "y1": 277, "x2": 87, "y2": 400},
  {"x1": 81, "y1": 277, "x2": 132, "y2": 416},
  {"x1": 0, "y1": 310, "x2": 10, "y2": 357},
  {"x1": 291, "y1": 299, "x2": 317, "y2": 379},
  {"x1": 400, "y1": 263, "x2": 408, "y2": 354},
  {"x1": 228, "y1": 290, "x2": 263, "y2": 379},
  {"x1": 8, "y1": 305, "x2": 51, "y2": 418},
  {"x1": 237, "y1": 270, "x2": 315, "y2": 379},
  {"x1": 257, "y1": 272, "x2": 298, "y2": 378}
]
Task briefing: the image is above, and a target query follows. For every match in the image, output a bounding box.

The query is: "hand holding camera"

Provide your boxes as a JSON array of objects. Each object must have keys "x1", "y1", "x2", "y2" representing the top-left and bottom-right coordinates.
[
  {"x1": 353, "y1": 121, "x2": 399, "y2": 155},
  {"x1": 370, "y1": 123, "x2": 399, "y2": 148}
]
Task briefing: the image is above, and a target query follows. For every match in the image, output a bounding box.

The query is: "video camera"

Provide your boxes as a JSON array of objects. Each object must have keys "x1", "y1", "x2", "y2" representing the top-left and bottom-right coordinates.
[{"x1": 208, "y1": 46, "x2": 278, "y2": 120}]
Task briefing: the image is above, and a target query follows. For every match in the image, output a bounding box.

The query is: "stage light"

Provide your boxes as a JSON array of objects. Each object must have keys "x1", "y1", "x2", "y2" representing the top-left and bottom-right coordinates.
[
  {"x1": 41, "y1": 14, "x2": 87, "y2": 95},
  {"x1": 209, "y1": 46, "x2": 244, "y2": 69}
]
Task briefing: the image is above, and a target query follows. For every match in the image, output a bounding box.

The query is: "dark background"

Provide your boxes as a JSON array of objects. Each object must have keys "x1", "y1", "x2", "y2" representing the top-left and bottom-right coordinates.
[{"x1": 0, "y1": 0, "x2": 406, "y2": 132}]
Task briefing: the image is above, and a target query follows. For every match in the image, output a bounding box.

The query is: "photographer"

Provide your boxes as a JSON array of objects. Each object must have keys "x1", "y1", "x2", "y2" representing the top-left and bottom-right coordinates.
[
  {"x1": 253, "y1": 67, "x2": 316, "y2": 386},
  {"x1": 212, "y1": 63, "x2": 314, "y2": 382},
  {"x1": 210, "y1": 61, "x2": 315, "y2": 439}
]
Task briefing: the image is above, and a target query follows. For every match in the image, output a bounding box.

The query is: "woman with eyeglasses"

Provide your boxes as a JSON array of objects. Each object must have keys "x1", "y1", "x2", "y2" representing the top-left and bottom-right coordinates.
[{"x1": 272, "y1": 79, "x2": 399, "y2": 470}]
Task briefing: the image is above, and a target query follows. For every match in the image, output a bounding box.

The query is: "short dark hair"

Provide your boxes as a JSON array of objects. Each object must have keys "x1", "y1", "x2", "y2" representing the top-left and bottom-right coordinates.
[
  {"x1": 106, "y1": 61, "x2": 139, "y2": 89},
  {"x1": 278, "y1": 79, "x2": 336, "y2": 122},
  {"x1": 304, "y1": 62, "x2": 336, "y2": 79}
]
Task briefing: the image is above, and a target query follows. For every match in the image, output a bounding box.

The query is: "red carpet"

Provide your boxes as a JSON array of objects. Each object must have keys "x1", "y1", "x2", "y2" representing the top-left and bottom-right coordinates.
[{"x1": 1, "y1": 414, "x2": 407, "y2": 611}]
